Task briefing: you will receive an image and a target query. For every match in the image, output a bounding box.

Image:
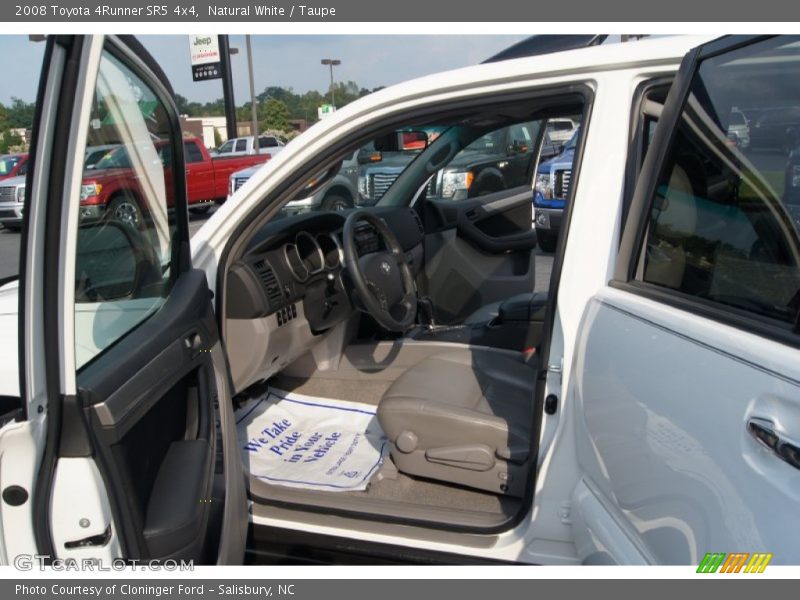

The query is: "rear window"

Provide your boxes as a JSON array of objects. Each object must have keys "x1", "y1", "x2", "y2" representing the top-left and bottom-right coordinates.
[{"x1": 184, "y1": 141, "x2": 204, "y2": 163}]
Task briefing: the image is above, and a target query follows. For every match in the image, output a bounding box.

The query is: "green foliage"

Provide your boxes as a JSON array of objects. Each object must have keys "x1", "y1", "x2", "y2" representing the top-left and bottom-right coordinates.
[
  {"x1": 5, "y1": 98, "x2": 35, "y2": 129},
  {"x1": 213, "y1": 127, "x2": 223, "y2": 148},
  {"x1": 0, "y1": 98, "x2": 35, "y2": 151},
  {"x1": 260, "y1": 98, "x2": 291, "y2": 133},
  {"x1": 178, "y1": 81, "x2": 381, "y2": 125},
  {"x1": 0, "y1": 129, "x2": 24, "y2": 154}
]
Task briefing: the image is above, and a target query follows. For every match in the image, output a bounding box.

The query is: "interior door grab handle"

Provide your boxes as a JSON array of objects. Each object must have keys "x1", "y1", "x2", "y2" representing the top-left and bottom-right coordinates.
[{"x1": 747, "y1": 418, "x2": 800, "y2": 470}]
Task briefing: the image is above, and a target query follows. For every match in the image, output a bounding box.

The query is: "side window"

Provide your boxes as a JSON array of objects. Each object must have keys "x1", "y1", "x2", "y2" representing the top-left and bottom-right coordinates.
[
  {"x1": 427, "y1": 121, "x2": 542, "y2": 201},
  {"x1": 259, "y1": 136, "x2": 278, "y2": 148},
  {"x1": 184, "y1": 141, "x2": 204, "y2": 163},
  {"x1": 640, "y1": 37, "x2": 800, "y2": 326},
  {"x1": 17, "y1": 161, "x2": 28, "y2": 176},
  {"x1": 74, "y1": 48, "x2": 180, "y2": 369},
  {"x1": 235, "y1": 139, "x2": 248, "y2": 152},
  {"x1": 217, "y1": 140, "x2": 233, "y2": 154}
]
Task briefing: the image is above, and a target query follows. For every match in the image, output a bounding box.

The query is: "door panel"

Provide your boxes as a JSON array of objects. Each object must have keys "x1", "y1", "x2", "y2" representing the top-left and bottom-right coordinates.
[
  {"x1": 78, "y1": 271, "x2": 220, "y2": 560},
  {"x1": 572, "y1": 291, "x2": 800, "y2": 564},
  {"x1": 421, "y1": 188, "x2": 536, "y2": 323},
  {"x1": 184, "y1": 141, "x2": 215, "y2": 201}
]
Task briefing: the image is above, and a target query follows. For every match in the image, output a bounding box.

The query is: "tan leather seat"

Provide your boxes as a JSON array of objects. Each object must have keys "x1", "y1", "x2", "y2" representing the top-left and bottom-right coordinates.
[{"x1": 377, "y1": 348, "x2": 536, "y2": 497}]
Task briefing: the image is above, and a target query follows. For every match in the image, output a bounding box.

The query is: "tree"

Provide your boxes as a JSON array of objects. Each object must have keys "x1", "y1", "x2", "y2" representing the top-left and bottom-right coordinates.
[
  {"x1": 213, "y1": 127, "x2": 223, "y2": 148},
  {"x1": 173, "y1": 93, "x2": 190, "y2": 115},
  {"x1": 260, "y1": 97, "x2": 291, "y2": 133},
  {"x1": 6, "y1": 97, "x2": 35, "y2": 129},
  {"x1": 0, "y1": 129, "x2": 24, "y2": 154}
]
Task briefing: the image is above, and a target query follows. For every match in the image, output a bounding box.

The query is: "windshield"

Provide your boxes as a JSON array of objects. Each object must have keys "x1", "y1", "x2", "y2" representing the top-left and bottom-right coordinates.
[{"x1": 0, "y1": 156, "x2": 21, "y2": 175}]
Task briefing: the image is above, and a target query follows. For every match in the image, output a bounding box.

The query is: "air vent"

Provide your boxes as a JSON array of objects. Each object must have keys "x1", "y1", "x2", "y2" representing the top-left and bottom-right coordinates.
[
  {"x1": 252, "y1": 259, "x2": 282, "y2": 307},
  {"x1": 410, "y1": 209, "x2": 424, "y2": 235}
]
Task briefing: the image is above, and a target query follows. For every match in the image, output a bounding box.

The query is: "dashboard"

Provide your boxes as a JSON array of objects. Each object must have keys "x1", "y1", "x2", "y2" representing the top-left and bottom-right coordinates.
[{"x1": 225, "y1": 207, "x2": 425, "y2": 334}]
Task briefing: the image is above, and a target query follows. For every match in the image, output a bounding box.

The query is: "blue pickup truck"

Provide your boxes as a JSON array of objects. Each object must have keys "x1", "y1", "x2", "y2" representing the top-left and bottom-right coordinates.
[{"x1": 532, "y1": 126, "x2": 579, "y2": 252}]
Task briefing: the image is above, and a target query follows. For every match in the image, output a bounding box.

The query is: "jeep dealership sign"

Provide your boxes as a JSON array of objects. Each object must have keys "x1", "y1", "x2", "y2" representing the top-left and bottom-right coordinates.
[{"x1": 189, "y1": 35, "x2": 221, "y2": 81}]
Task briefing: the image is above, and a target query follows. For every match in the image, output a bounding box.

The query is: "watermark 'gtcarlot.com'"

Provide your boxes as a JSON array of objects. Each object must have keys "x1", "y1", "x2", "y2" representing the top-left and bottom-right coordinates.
[{"x1": 13, "y1": 554, "x2": 194, "y2": 571}]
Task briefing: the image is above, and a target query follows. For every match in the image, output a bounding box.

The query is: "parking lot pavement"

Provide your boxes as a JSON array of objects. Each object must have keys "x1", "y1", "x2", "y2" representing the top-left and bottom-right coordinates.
[{"x1": 0, "y1": 228, "x2": 21, "y2": 281}]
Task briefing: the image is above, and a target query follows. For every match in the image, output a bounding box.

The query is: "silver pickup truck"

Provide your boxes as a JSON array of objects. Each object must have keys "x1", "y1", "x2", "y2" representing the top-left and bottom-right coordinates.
[
  {"x1": 0, "y1": 175, "x2": 25, "y2": 230},
  {"x1": 228, "y1": 149, "x2": 359, "y2": 213}
]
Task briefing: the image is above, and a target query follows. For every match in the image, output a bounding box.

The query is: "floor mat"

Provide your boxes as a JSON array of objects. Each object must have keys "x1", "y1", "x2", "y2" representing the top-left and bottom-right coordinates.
[{"x1": 236, "y1": 389, "x2": 388, "y2": 492}]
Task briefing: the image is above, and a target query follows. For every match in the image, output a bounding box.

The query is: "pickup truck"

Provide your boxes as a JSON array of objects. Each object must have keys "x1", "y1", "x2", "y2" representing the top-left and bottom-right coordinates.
[
  {"x1": 424, "y1": 121, "x2": 539, "y2": 201},
  {"x1": 79, "y1": 137, "x2": 269, "y2": 226},
  {"x1": 0, "y1": 174, "x2": 26, "y2": 229},
  {"x1": 360, "y1": 122, "x2": 540, "y2": 205},
  {"x1": 213, "y1": 134, "x2": 285, "y2": 158},
  {"x1": 532, "y1": 125, "x2": 579, "y2": 252},
  {"x1": 3, "y1": 34, "x2": 800, "y2": 568},
  {"x1": 229, "y1": 149, "x2": 359, "y2": 214}
]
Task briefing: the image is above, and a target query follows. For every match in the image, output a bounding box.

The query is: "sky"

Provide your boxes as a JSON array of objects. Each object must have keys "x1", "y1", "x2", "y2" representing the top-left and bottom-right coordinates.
[{"x1": 0, "y1": 34, "x2": 528, "y2": 106}]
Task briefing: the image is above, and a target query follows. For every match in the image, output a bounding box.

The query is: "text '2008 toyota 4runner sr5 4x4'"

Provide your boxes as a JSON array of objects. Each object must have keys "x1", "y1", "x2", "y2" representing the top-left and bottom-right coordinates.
[{"x1": 0, "y1": 34, "x2": 799, "y2": 567}]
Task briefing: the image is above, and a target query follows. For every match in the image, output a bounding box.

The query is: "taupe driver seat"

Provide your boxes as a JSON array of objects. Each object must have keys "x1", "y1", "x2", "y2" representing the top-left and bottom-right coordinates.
[{"x1": 376, "y1": 347, "x2": 536, "y2": 497}]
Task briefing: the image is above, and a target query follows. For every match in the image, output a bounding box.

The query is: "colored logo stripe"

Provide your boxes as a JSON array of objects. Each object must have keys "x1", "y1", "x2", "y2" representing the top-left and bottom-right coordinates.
[
  {"x1": 697, "y1": 553, "x2": 726, "y2": 573},
  {"x1": 744, "y1": 553, "x2": 773, "y2": 573},
  {"x1": 697, "y1": 552, "x2": 772, "y2": 573}
]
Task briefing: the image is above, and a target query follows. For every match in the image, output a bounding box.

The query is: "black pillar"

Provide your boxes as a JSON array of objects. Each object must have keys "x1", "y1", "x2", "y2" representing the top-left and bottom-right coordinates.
[{"x1": 218, "y1": 35, "x2": 237, "y2": 140}]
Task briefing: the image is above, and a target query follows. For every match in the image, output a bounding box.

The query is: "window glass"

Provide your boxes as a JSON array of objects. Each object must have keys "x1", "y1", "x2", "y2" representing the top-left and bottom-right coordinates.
[
  {"x1": 259, "y1": 136, "x2": 279, "y2": 148},
  {"x1": 184, "y1": 140, "x2": 204, "y2": 163},
  {"x1": 640, "y1": 37, "x2": 800, "y2": 325},
  {"x1": 429, "y1": 121, "x2": 542, "y2": 201},
  {"x1": 235, "y1": 139, "x2": 247, "y2": 152},
  {"x1": 74, "y1": 49, "x2": 179, "y2": 368},
  {"x1": 0, "y1": 156, "x2": 21, "y2": 175},
  {"x1": 217, "y1": 140, "x2": 233, "y2": 154}
]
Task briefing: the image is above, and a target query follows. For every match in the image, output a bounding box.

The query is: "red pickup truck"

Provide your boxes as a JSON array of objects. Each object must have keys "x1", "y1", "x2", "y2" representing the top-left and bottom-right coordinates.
[{"x1": 79, "y1": 137, "x2": 269, "y2": 226}]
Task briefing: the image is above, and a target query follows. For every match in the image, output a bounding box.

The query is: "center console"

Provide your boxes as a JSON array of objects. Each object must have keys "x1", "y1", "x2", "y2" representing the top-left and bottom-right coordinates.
[{"x1": 407, "y1": 292, "x2": 548, "y2": 352}]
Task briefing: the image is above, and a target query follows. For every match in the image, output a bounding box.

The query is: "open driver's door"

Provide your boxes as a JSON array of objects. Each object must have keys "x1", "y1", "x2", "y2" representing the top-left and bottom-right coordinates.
[{"x1": 4, "y1": 35, "x2": 247, "y2": 565}]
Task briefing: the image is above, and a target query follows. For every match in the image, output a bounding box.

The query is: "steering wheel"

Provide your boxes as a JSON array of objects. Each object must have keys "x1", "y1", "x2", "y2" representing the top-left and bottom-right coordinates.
[{"x1": 342, "y1": 210, "x2": 418, "y2": 332}]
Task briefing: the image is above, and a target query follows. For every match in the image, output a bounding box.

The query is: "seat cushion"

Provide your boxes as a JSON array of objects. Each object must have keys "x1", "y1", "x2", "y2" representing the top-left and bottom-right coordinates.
[{"x1": 377, "y1": 348, "x2": 536, "y2": 495}]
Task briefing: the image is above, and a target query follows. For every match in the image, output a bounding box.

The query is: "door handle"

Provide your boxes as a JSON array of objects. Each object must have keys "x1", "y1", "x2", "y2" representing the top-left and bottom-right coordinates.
[{"x1": 747, "y1": 418, "x2": 800, "y2": 470}]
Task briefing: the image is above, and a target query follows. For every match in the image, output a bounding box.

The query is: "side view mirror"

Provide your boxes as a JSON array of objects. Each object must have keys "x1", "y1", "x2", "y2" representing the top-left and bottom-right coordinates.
[
  {"x1": 292, "y1": 159, "x2": 344, "y2": 200},
  {"x1": 400, "y1": 131, "x2": 429, "y2": 151},
  {"x1": 507, "y1": 141, "x2": 530, "y2": 154},
  {"x1": 75, "y1": 220, "x2": 160, "y2": 303},
  {"x1": 358, "y1": 149, "x2": 383, "y2": 164}
]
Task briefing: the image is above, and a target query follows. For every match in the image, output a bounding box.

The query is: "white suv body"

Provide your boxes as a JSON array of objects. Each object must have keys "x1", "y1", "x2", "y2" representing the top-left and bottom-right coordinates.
[{"x1": 2, "y1": 34, "x2": 799, "y2": 567}]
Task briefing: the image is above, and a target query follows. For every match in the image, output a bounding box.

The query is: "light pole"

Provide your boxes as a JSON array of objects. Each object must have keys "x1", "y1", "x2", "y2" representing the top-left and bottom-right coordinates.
[
  {"x1": 245, "y1": 35, "x2": 259, "y2": 154},
  {"x1": 320, "y1": 58, "x2": 341, "y2": 108}
]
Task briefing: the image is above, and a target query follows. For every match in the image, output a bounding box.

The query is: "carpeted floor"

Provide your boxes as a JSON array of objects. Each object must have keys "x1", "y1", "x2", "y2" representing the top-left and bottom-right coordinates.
[{"x1": 249, "y1": 375, "x2": 521, "y2": 522}]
